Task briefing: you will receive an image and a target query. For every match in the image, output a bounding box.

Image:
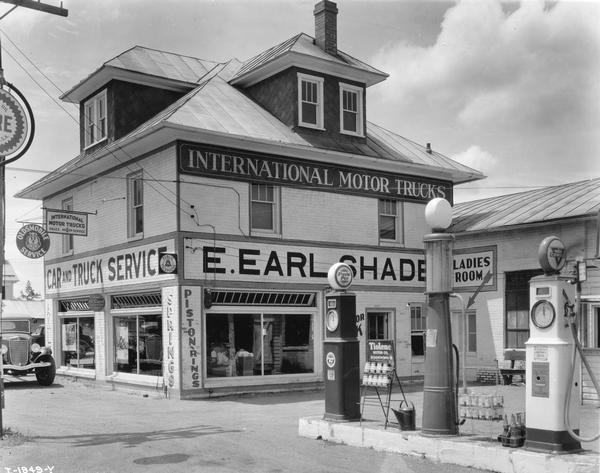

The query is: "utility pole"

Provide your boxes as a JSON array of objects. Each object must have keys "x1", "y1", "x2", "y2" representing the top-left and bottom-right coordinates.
[{"x1": 0, "y1": 0, "x2": 68, "y2": 439}]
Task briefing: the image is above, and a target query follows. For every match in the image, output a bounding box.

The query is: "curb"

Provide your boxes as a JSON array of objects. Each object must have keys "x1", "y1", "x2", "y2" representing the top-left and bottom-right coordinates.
[{"x1": 298, "y1": 416, "x2": 599, "y2": 473}]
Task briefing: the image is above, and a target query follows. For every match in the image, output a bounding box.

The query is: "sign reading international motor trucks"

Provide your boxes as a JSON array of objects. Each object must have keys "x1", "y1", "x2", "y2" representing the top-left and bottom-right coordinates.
[{"x1": 45, "y1": 208, "x2": 89, "y2": 236}]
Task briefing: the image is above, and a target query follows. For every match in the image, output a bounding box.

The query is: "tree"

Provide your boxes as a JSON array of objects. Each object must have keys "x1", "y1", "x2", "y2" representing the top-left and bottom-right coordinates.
[{"x1": 20, "y1": 280, "x2": 41, "y2": 300}]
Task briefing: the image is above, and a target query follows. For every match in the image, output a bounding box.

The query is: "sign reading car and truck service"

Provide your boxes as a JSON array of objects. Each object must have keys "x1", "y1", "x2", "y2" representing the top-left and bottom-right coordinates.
[
  {"x1": 179, "y1": 143, "x2": 453, "y2": 204},
  {"x1": 184, "y1": 238, "x2": 496, "y2": 292},
  {"x1": 45, "y1": 240, "x2": 176, "y2": 295}
]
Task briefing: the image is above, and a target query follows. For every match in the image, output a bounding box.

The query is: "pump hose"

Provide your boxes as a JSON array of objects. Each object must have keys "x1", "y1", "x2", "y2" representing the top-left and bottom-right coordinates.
[
  {"x1": 564, "y1": 317, "x2": 600, "y2": 443},
  {"x1": 452, "y1": 343, "x2": 464, "y2": 427}
]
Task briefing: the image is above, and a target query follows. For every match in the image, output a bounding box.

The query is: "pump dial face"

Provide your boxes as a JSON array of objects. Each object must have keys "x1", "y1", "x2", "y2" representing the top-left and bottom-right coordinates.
[
  {"x1": 326, "y1": 309, "x2": 339, "y2": 332},
  {"x1": 531, "y1": 300, "x2": 556, "y2": 329}
]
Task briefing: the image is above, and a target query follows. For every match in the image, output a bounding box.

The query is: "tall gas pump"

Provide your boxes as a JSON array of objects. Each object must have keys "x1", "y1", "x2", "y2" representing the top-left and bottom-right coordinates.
[
  {"x1": 323, "y1": 263, "x2": 361, "y2": 421},
  {"x1": 524, "y1": 236, "x2": 581, "y2": 452}
]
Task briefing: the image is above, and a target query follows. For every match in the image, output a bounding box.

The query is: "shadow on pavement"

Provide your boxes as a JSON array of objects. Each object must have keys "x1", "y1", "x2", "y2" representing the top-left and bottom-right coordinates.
[
  {"x1": 3, "y1": 379, "x2": 64, "y2": 390},
  {"x1": 30, "y1": 425, "x2": 244, "y2": 448}
]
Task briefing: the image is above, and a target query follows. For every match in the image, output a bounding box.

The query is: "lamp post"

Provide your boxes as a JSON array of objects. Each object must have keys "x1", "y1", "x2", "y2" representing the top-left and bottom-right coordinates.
[{"x1": 421, "y1": 198, "x2": 458, "y2": 436}]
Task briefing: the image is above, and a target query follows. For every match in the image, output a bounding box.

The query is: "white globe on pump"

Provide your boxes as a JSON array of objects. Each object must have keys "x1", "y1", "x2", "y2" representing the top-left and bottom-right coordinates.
[
  {"x1": 327, "y1": 262, "x2": 353, "y2": 291},
  {"x1": 425, "y1": 197, "x2": 452, "y2": 231}
]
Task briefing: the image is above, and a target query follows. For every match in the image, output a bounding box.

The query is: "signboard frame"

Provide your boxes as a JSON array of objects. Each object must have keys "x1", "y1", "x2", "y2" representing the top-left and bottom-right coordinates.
[{"x1": 45, "y1": 208, "x2": 89, "y2": 236}]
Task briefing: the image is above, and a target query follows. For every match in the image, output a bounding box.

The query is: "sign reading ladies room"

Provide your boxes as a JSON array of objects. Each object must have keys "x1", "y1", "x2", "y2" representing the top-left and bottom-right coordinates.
[
  {"x1": 45, "y1": 240, "x2": 176, "y2": 295},
  {"x1": 179, "y1": 143, "x2": 452, "y2": 203}
]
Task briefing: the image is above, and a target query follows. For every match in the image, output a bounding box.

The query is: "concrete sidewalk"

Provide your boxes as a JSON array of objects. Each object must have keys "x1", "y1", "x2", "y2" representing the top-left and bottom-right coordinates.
[{"x1": 298, "y1": 384, "x2": 600, "y2": 473}]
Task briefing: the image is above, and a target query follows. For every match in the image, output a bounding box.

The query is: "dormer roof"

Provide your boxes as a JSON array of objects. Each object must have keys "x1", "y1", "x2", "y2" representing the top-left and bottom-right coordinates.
[
  {"x1": 229, "y1": 33, "x2": 388, "y2": 88},
  {"x1": 60, "y1": 45, "x2": 220, "y2": 103}
]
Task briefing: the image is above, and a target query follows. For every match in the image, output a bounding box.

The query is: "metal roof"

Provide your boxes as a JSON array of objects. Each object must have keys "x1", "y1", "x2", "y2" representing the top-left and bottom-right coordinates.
[
  {"x1": 451, "y1": 178, "x2": 600, "y2": 233},
  {"x1": 17, "y1": 45, "x2": 483, "y2": 200},
  {"x1": 231, "y1": 33, "x2": 388, "y2": 86},
  {"x1": 61, "y1": 46, "x2": 221, "y2": 102}
]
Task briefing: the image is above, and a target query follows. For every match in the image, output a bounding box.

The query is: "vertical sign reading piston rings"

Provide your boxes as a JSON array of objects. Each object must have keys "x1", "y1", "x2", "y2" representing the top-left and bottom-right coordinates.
[{"x1": 0, "y1": 83, "x2": 35, "y2": 164}]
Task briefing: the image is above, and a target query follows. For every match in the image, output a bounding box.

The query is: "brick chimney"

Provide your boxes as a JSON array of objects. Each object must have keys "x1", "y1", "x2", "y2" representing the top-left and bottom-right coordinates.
[{"x1": 314, "y1": 0, "x2": 338, "y2": 55}]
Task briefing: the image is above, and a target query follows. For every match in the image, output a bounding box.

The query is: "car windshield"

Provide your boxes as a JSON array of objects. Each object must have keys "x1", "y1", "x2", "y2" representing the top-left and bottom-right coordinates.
[{"x1": 1, "y1": 320, "x2": 31, "y2": 333}]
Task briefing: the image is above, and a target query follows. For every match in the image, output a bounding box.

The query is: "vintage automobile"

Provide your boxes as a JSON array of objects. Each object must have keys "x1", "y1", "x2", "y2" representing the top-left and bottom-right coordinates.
[{"x1": 1, "y1": 316, "x2": 56, "y2": 385}]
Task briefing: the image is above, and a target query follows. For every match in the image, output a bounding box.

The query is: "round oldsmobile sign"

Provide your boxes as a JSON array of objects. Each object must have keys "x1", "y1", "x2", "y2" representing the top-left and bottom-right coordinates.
[
  {"x1": 0, "y1": 87, "x2": 29, "y2": 156},
  {"x1": 16, "y1": 224, "x2": 50, "y2": 259}
]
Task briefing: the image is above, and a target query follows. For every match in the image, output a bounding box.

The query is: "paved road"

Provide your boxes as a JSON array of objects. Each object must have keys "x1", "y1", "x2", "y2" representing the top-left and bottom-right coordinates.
[{"x1": 0, "y1": 378, "x2": 491, "y2": 473}]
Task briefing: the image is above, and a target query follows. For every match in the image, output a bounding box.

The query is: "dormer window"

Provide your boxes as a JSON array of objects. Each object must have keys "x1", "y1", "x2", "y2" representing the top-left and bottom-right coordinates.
[
  {"x1": 84, "y1": 90, "x2": 107, "y2": 148},
  {"x1": 340, "y1": 83, "x2": 363, "y2": 136},
  {"x1": 297, "y1": 73, "x2": 324, "y2": 129}
]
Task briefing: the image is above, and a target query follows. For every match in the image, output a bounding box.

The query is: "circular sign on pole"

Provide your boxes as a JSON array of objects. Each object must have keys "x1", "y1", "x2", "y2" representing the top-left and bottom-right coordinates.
[
  {"x1": 16, "y1": 224, "x2": 50, "y2": 259},
  {"x1": 537, "y1": 235, "x2": 566, "y2": 274},
  {"x1": 0, "y1": 88, "x2": 28, "y2": 156},
  {"x1": 327, "y1": 262, "x2": 354, "y2": 291},
  {"x1": 0, "y1": 84, "x2": 34, "y2": 164}
]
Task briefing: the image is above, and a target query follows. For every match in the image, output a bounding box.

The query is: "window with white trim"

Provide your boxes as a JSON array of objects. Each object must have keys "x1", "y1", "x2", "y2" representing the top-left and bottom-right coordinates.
[
  {"x1": 127, "y1": 171, "x2": 143, "y2": 238},
  {"x1": 62, "y1": 197, "x2": 74, "y2": 254},
  {"x1": 378, "y1": 199, "x2": 404, "y2": 243},
  {"x1": 83, "y1": 90, "x2": 107, "y2": 148},
  {"x1": 298, "y1": 73, "x2": 324, "y2": 129},
  {"x1": 250, "y1": 183, "x2": 279, "y2": 234},
  {"x1": 339, "y1": 83, "x2": 363, "y2": 136}
]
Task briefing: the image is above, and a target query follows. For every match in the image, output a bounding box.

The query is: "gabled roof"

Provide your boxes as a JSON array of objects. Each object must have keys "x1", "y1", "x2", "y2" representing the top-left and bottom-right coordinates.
[
  {"x1": 61, "y1": 46, "x2": 221, "y2": 103},
  {"x1": 230, "y1": 33, "x2": 388, "y2": 87},
  {"x1": 451, "y1": 178, "x2": 600, "y2": 233}
]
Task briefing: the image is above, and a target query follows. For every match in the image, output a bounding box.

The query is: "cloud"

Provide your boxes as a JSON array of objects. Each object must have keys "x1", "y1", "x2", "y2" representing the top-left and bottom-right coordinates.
[
  {"x1": 451, "y1": 145, "x2": 497, "y2": 175},
  {"x1": 371, "y1": 0, "x2": 600, "y2": 134}
]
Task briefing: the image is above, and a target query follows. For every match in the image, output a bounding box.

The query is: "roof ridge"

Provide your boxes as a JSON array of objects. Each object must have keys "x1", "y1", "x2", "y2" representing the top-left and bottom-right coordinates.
[
  {"x1": 455, "y1": 177, "x2": 600, "y2": 208},
  {"x1": 119, "y1": 44, "x2": 221, "y2": 65}
]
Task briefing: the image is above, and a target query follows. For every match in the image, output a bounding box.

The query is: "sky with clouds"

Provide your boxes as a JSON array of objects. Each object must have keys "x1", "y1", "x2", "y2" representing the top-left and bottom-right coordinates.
[{"x1": 0, "y1": 0, "x2": 598, "y2": 296}]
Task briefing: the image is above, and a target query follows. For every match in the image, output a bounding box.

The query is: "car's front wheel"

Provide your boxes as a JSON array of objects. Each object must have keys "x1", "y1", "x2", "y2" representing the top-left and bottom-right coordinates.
[{"x1": 35, "y1": 356, "x2": 56, "y2": 386}]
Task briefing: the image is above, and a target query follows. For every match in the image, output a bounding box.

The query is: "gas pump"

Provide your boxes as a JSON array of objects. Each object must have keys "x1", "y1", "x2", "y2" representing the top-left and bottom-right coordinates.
[
  {"x1": 323, "y1": 263, "x2": 361, "y2": 421},
  {"x1": 524, "y1": 235, "x2": 600, "y2": 452}
]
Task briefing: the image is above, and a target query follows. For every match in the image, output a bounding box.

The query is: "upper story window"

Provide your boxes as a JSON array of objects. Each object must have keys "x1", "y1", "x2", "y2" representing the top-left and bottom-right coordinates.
[
  {"x1": 378, "y1": 199, "x2": 403, "y2": 244},
  {"x1": 339, "y1": 83, "x2": 363, "y2": 136},
  {"x1": 127, "y1": 171, "x2": 143, "y2": 238},
  {"x1": 84, "y1": 90, "x2": 107, "y2": 149},
  {"x1": 62, "y1": 197, "x2": 74, "y2": 254},
  {"x1": 250, "y1": 183, "x2": 280, "y2": 235},
  {"x1": 297, "y1": 73, "x2": 324, "y2": 130}
]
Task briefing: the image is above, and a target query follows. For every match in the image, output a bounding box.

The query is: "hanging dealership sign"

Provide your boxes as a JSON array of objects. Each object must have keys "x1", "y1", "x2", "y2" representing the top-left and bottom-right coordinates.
[
  {"x1": 0, "y1": 83, "x2": 34, "y2": 163},
  {"x1": 45, "y1": 208, "x2": 89, "y2": 236},
  {"x1": 16, "y1": 224, "x2": 50, "y2": 259}
]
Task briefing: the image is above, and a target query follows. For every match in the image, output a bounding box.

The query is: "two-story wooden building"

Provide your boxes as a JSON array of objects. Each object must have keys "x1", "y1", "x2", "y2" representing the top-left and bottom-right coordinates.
[{"x1": 16, "y1": 1, "x2": 483, "y2": 398}]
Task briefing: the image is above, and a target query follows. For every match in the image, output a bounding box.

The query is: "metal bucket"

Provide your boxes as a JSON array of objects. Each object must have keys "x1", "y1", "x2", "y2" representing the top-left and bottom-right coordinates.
[{"x1": 392, "y1": 401, "x2": 416, "y2": 431}]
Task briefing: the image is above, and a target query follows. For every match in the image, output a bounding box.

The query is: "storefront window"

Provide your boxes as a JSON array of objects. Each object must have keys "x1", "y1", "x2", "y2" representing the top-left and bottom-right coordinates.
[
  {"x1": 207, "y1": 312, "x2": 314, "y2": 378},
  {"x1": 61, "y1": 317, "x2": 95, "y2": 369},
  {"x1": 113, "y1": 314, "x2": 162, "y2": 376}
]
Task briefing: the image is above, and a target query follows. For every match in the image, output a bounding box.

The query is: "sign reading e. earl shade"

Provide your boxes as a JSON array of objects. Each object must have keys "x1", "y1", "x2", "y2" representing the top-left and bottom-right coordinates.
[{"x1": 16, "y1": 224, "x2": 50, "y2": 259}]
